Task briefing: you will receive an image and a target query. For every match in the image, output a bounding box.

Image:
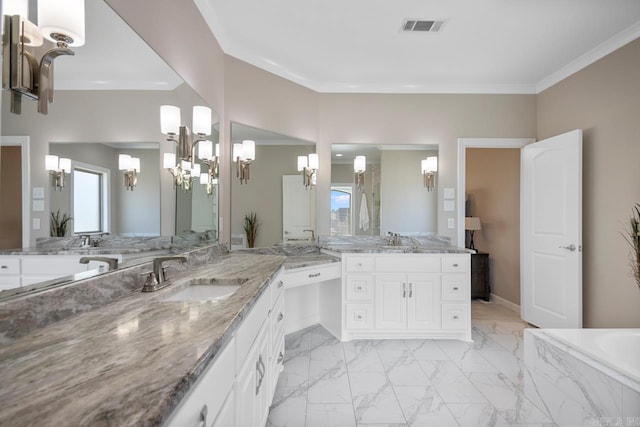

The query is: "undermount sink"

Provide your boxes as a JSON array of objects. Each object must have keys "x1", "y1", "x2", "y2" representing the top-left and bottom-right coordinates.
[{"x1": 161, "y1": 278, "x2": 247, "y2": 302}]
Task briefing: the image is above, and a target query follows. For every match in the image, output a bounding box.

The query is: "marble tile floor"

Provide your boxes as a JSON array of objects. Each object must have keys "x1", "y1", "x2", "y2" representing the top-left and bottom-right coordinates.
[{"x1": 267, "y1": 301, "x2": 558, "y2": 427}]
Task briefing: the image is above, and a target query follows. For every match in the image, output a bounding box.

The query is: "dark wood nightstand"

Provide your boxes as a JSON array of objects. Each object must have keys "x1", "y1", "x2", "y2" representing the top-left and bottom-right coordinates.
[{"x1": 471, "y1": 252, "x2": 490, "y2": 300}]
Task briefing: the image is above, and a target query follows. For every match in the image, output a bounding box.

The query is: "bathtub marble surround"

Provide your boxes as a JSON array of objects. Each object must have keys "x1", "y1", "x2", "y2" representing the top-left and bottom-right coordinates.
[
  {"x1": 0, "y1": 252, "x2": 285, "y2": 426},
  {"x1": 268, "y1": 301, "x2": 553, "y2": 427},
  {"x1": 0, "y1": 243, "x2": 228, "y2": 342}
]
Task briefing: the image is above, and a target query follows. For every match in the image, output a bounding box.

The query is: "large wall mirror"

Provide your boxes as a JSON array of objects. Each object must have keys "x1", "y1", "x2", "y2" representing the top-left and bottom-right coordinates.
[
  {"x1": 0, "y1": 0, "x2": 219, "y2": 294},
  {"x1": 230, "y1": 123, "x2": 316, "y2": 248},
  {"x1": 331, "y1": 144, "x2": 438, "y2": 236}
]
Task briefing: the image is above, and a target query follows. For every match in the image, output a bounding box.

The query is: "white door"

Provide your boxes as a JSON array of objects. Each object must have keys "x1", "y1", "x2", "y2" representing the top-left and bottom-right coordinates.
[
  {"x1": 282, "y1": 175, "x2": 315, "y2": 241},
  {"x1": 521, "y1": 129, "x2": 582, "y2": 328},
  {"x1": 407, "y1": 274, "x2": 441, "y2": 330},
  {"x1": 374, "y1": 275, "x2": 406, "y2": 329}
]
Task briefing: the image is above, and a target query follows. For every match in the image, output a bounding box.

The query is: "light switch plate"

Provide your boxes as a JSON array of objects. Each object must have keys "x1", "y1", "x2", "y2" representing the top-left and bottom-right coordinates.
[
  {"x1": 448, "y1": 218, "x2": 455, "y2": 229},
  {"x1": 444, "y1": 200, "x2": 455, "y2": 211},
  {"x1": 32, "y1": 218, "x2": 41, "y2": 230},
  {"x1": 444, "y1": 188, "x2": 455, "y2": 199},
  {"x1": 33, "y1": 200, "x2": 44, "y2": 212},
  {"x1": 32, "y1": 187, "x2": 45, "y2": 199}
]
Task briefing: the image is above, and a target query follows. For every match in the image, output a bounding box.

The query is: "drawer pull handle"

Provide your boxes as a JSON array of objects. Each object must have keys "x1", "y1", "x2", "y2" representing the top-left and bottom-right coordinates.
[
  {"x1": 198, "y1": 404, "x2": 208, "y2": 427},
  {"x1": 408, "y1": 283, "x2": 413, "y2": 298},
  {"x1": 453, "y1": 263, "x2": 459, "y2": 267},
  {"x1": 1, "y1": 265, "x2": 8, "y2": 269},
  {"x1": 453, "y1": 287, "x2": 459, "y2": 291},
  {"x1": 356, "y1": 286, "x2": 363, "y2": 290},
  {"x1": 402, "y1": 283, "x2": 406, "y2": 298},
  {"x1": 278, "y1": 352, "x2": 284, "y2": 363},
  {"x1": 255, "y1": 355, "x2": 266, "y2": 395},
  {"x1": 309, "y1": 273, "x2": 320, "y2": 278},
  {"x1": 356, "y1": 315, "x2": 363, "y2": 320},
  {"x1": 357, "y1": 263, "x2": 362, "y2": 267},
  {"x1": 278, "y1": 280, "x2": 284, "y2": 288},
  {"x1": 278, "y1": 312, "x2": 284, "y2": 321},
  {"x1": 453, "y1": 315, "x2": 459, "y2": 320}
]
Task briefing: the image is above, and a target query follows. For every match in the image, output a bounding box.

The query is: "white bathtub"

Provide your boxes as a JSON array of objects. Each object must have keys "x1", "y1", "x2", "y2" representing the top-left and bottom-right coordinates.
[{"x1": 542, "y1": 328, "x2": 640, "y2": 384}]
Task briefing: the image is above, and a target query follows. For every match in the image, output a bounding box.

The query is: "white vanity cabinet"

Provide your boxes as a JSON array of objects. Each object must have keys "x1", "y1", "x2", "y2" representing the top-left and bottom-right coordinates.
[
  {"x1": 164, "y1": 270, "x2": 285, "y2": 427},
  {"x1": 341, "y1": 253, "x2": 471, "y2": 341}
]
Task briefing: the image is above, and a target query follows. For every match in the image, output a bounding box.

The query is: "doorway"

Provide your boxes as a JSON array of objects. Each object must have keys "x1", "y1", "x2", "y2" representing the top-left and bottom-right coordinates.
[
  {"x1": 0, "y1": 136, "x2": 30, "y2": 249},
  {"x1": 457, "y1": 138, "x2": 533, "y2": 319}
]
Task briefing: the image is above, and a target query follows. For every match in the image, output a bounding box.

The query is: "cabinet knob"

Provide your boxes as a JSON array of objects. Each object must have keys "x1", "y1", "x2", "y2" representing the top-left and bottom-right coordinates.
[
  {"x1": 453, "y1": 315, "x2": 459, "y2": 320},
  {"x1": 278, "y1": 312, "x2": 284, "y2": 321},
  {"x1": 278, "y1": 352, "x2": 284, "y2": 363},
  {"x1": 1, "y1": 265, "x2": 8, "y2": 269},
  {"x1": 278, "y1": 280, "x2": 284, "y2": 288},
  {"x1": 356, "y1": 286, "x2": 363, "y2": 290},
  {"x1": 453, "y1": 286, "x2": 459, "y2": 291},
  {"x1": 357, "y1": 263, "x2": 362, "y2": 267},
  {"x1": 356, "y1": 315, "x2": 363, "y2": 319},
  {"x1": 309, "y1": 272, "x2": 320, "y2": 278},
  {"x1": 198, "y1": 404, "x2": 208, "y2": 427},
  {"x1": 453, "y1": 263, "x2": 459, "y2": 267}
]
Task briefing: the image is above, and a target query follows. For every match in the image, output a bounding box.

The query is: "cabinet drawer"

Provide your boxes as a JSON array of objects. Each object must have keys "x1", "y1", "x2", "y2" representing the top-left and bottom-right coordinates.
[
  {"x1": 441, "y1": 274, "x2": 469, "y2": 302},
  {"x1": 21, "y1": 257, "x2": 87, "y2": 275},
  {"x1": 0, "y1": 277, "x2": 21, "y2": 289},
  {"x1": 345, "y1": 256, "x2": 373, "y2": 272},
  {"x1": 282, "y1": 263, "x2": 341, "y2": 289},
  {"x1": 0, "y1": 258, "x2": 20, "y2": 275},
  {"x1": 442, "y1": 303, "x2": 469, "y2": 330},
  {"x1": 375, "y1": 255, "x2": 440, "y2": 273},
  {"x1": 271, "y1": 273, "x2": 285, "y2": 306},
  {"x1": 345, "y1": 303, "x2": 374, "y2": 329},
  {"x1": 345, "y1": 274, "x2": 373, "y2": 301},
  {"x1": 441, "y1": 256, "x2": 470, "y2": 273},
  {"x1": 271, "y1": 292, "x2": 285, "y2": 346},
  {"x1": 236, "y1": 288, "x2": 270, "y2": 368},
  {"x1": 166, "y1": 337, "x2": 235, "y2": 427}
]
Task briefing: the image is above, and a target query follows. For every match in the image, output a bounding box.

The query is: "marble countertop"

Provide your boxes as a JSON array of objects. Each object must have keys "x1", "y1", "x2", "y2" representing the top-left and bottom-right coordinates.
[
  {"x1": 0, "y1": 246, "x2": 172, "y2": 256},
  {"x1": 0, "y1": 253, "x2": 285, "y2": 426},
  {"x1": 235, "y1": 244, "x2": 341, "y2": 270},
  {"x1": 319, "y1": 243, "x2": 472, "y2": 254}
]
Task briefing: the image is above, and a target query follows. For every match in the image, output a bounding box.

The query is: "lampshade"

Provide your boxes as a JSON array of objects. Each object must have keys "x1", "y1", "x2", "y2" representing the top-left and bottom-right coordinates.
[
  {"x1": 297, "y1": 156, "x2": 307, "y2": 172},
  {"x1": 192, "y1": 106, "x2": 212, "y2": 135},
  {"x1": 191, "y1": 163, "x2": 201, "y2": 176},
  {"x1": 422, "y1": 156, "x2": 438, "y2": 173},
  {"x1": 215, "y1": 143, "x2": 220, "y2": 157},
  {"x1": 130, "y1": 157, "x2": 141, "y2": 173},
  {"x1": 38, "y1": 0, "x2": 85, "y2": 47},
  {"x1": 45, "y1": 155, "x2": 59, "y2": 171},
  {"x1": 308, "y1": 153, "x2": 319, "y2": 170},
  {"x1": 354, "y1": 155, "x2": 366, "y2": 173},
  {"x1": 163, "y1": 153, "x2": 176, "y2": 169},
  {"x1": 242, "y1": 140, "x2": 256, "y2": 161},
  {"x1": 160, "y1": 105, "x2": 181, "y2": 135},
  {"x1": 3, "y1": 0, "x2": 28, "y2": 17},
  {"x1": 181, "y1": 160, "x2": 191, "y2": 172},
  {"x1": 200, "y1": 173, "x2": 208, "y2": 185},
  {"x1": 198, "y1": 140, "x2": 213, "y2": 160},
  {"x1": 118, "y1": 154, "x2": 131, "y2": 171},
  {"x1": 233, "y1": 143, "x2": 243, "y2": 160},
  {"x1": 465, "y1": 217, "x2": 482, "y2": 231},
  {"x1": 58, "y1": 158, "x2": 72, "y2": 173}
]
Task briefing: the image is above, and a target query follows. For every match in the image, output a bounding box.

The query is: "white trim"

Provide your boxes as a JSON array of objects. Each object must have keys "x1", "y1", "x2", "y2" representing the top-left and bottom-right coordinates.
[
  {"x1": 536, "y1": 22, "x2": 640, "y2": 93},
  {"x1": 70, "y1": 160, "x2": 111, "y2": 234},
  {"x1": 456, "y1": 138, "x2": 534, "y2": 248},
  {"x1": 1, "y1": 136, "x2": 31, "y2": 248},
  {"x1": 490, "y1": 293, "x2": 521, "y2": 314}
]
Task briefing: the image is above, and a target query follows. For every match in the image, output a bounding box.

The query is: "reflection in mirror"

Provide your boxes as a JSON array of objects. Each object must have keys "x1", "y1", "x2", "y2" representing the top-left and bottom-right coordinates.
[
  {"x1": 0, "y1": 0, "x2": 219, "y2": 296},
  {"x1": 231, "y1": 123, "x2": 316, "y2": 248},
  {"x1": 331, "y1": 144, "x2": 438, "y2": 236}
]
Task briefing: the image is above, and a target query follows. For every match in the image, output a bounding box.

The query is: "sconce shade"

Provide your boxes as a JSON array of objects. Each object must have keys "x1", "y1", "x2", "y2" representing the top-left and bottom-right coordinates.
[
  {"x1": 354, "y1": 155, "x2": 366, "y2": 173},
  {"x1": 38, "y1": 0, "x2": 86, "y2": 47},
  {"x1": 130, "y1": 157, "x2": 141, "y2": 173},
  {"x1": 215, "y1": 143, "x2": 220, "y2": 157},
  {"x1": 297, "y1": 156, "x2": 308, "y2": 172},
  {"x1": 163, "y1": 153, "x2": 176, "y2": 169},
  {"x1": 118, "y1": 154, "x2": 131, "y2": 170},
  {"x1": 191, "y1": 163, "x2": 201, "y2": 176},
  {"x1": 192, "y1": 106, "x2": 212, "y2": 135},
  {"x1": 422, "y1": 156, "x2": 438, "y2": 173},
  {"x1": 200, "y1": 173, "x2": 208, "y2": 185},
  {"x1": 45, "y1": 155, "x2": 59, "y2": 171},
  {"x1": 181, "y1": 160, "x2": 191, "y2": 171},
  {"x1": 4, "y1": 0, "x2": 28, "y2": 16},
  {"x1": 233, "y1": 143, "x2": 243, "y2": 160},
  {"x1": 308, "y1": 153, "x2": 319, "y2": 170},
  {"x1": 242, "y1": 140, "x2": 256, "y2": 161},
  {"x1": 198, "y1": 140, "x2": 213, "y2": 160},
  {"x1": 160, "y1": 105, "x2": 181, "y2": 135},
  {"x1": 58, "y1": 157, "x2": 72, "y2": 173},
  {"x1": 465, "y1": 217, "x2": 482, "y2": 231}
]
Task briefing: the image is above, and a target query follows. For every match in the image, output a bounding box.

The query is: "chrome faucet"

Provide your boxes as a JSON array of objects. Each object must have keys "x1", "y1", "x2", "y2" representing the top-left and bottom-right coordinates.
[
  {"x1": 303, "y1": 229, "x2": 315, "y2": 240},
  {"x1": 142, "y1": 256, "x2": 187, "y2": 292},
  {"x1": 79, "y1": 256, "x2": 119, "y2": 271},
  {"x1": 79, "y1": 234, "x2": 92, "y2": 247},
  {"x1": 387, "y1": 232, "x2": 401, "y2": 246}
]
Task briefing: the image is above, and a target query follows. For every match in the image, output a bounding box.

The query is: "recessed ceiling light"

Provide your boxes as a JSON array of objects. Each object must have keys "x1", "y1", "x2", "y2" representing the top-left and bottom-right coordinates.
[{"x1": 335, "y1": 153, "x2": 343, "y2": 157}]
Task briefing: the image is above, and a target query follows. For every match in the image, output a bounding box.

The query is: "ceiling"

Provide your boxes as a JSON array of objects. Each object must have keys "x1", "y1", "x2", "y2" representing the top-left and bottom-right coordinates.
[{"x1": 194, "y1": 0, "x2": 640, "y2": 94}]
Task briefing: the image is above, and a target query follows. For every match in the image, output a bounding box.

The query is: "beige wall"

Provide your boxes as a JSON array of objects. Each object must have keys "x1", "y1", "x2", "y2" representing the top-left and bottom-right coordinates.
[
  {"x1": 538, "y1": 38, "x2": 640, "y2": 327},
  {"x1": 466, "y1": 148, "x2": 521, "y2": 305}
]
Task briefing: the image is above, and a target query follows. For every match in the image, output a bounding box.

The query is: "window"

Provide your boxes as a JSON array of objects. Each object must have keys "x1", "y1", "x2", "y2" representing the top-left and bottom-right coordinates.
[
  {"x1": 71, "y1": 164, "x2": 108, "y2": 234},
  {"x1": 330, "y1": 186, "x2": 353, "y2": 235}
]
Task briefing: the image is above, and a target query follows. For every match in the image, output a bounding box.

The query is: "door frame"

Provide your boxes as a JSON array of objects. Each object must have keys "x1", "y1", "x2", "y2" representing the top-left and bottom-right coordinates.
[{"x1": 1, "y1": 136, "x2": 31, "y2": 247}]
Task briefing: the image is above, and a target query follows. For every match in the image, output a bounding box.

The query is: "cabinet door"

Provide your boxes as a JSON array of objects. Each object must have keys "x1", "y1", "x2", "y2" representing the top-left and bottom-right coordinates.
[
  {"x1": 407, "y1": 274, "x2": 441, "y2": 330},
  {"x1": 212, "y1": 390, "x2": 235, "y2": 427},
  {"x1": 374, "y1": 275, "x2": 406, "y2": 329},
  {"x1": 255, "y1": 324, "x2": 272, "y2": 427},
  {"x1": 236, "y1": 338, "x2": 259, "y2": 427}
]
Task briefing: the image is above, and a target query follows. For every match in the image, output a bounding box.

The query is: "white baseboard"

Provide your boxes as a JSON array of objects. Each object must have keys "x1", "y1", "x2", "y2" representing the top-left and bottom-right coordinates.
[{"x1": 490, "y1": 293, "x2": 520, "y2": 313}]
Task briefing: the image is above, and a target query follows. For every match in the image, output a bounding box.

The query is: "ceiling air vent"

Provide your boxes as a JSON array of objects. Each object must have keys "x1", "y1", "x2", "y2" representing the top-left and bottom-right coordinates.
[{"x1": 402, "y1": 19, "x2": 444, "y2": 33}]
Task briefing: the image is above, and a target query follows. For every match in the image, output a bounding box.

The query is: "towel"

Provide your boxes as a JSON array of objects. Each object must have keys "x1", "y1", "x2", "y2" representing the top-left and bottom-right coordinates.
[{"x1": 359, "y1": 193, "x2": 370, "y2": 232}]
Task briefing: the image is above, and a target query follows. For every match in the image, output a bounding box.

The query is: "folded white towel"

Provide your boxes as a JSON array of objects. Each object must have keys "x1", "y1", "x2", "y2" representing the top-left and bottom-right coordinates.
[{"x1": 359, "y1": 193, "x2": 370, "y2": 232}]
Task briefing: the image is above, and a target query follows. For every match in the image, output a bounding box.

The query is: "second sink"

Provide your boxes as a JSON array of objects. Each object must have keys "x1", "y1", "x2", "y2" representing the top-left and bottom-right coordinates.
[{"x1": 162, "y1": 278, "x2": 247, "y2": 302}]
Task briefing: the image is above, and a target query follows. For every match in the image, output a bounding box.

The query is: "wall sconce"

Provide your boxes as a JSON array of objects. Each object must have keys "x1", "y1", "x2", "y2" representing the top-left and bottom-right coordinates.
[
  {"x1": 233, "y1": 140, "x2": 256, "y2": 184},
  {"x1": 465, "y1": 216, "x2": 482, "y2": 251},
  {"x1": 163, "y1": 153, "x2": 200, "y2": 191},
  {"x1": 197, "y1": 140, "x2": 219, "y2": 196},
  {"x1": 200, "y1": 173, "x2": 218, "y2": 196},
  {"x1": 354, "y1": 155, "x2": 366, "y2": 191},
  {"x1": 2, "y1": 0, "x2": 85, "y2": 115},
  {"x1": 160, "y1": 105, "x2": 211, "y2": 166},
  {"x1": 297, "y1": 153, "x2": 319, "y2": 189},
  {"x1": 45, "y1": 155, "x2": 71, "y2": 191},
  {"x1": 421, "y1": 156, "x2": 438, "y2": 191},
  {"x1": 118, "y1": 154, "x2": 140, "y2": 191}
]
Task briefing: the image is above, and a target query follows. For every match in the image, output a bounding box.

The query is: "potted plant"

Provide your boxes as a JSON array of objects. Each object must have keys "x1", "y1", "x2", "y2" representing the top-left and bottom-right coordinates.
[
  {"x1": 624, "y1": 203, "x2": 640, "y2": 290},
  {"x1": 50, "y1": 210, "x2": 72, "y2": 237},
  {"x1": 243, "y1": 211, "x2": 259, "y2": 248}
]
